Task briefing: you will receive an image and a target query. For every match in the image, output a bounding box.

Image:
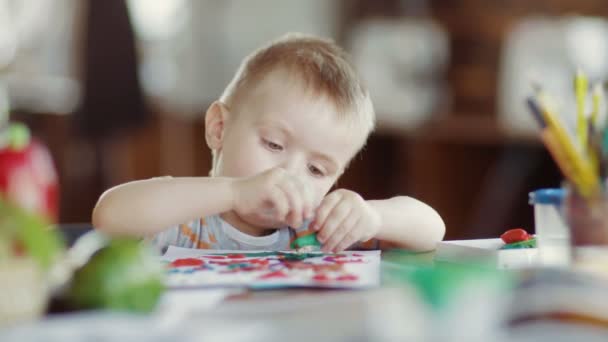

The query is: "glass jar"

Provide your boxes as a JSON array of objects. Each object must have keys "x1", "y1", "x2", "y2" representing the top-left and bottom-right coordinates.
[{"x1": 563, "y1": 184, "x2": 608, "y2": 275}]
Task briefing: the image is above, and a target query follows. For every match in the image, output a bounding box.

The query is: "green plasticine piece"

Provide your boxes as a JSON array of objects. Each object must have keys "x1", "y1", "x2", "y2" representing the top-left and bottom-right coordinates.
[
  {"x1": 290, "y1": 233, "x2": 322, "y2": 251},
  {"x1": 500, "y1": 237, "x2": 536, "y2": 250},
  {"x1": 212, "y1": 251, "x2": 324, "y2": 261},
  {"x1": 276, "y1": 252, "x2": 322, "y2": 260}
]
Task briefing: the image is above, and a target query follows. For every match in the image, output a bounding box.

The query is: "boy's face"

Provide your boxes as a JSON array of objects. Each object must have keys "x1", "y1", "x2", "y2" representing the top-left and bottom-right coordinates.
[{"x1": 212, "y1": 68, "x2": 367, "y2": 208}]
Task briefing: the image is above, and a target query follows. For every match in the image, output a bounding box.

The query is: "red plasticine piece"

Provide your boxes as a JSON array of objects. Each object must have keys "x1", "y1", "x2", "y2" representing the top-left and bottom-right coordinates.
[
  {"x1": 170, "y1": 258, "x2": 204, "y2": 267},
  {"x1": 500, "y1": 228, "x2": 530, "y2": 244},
  {"x1": 312, "y1": 274, "x2": 330, "y2": 282},
  {"x1": 249, "y1": 258, "x2": 270, "y2": 265},
  {"x1": 259, "y1": 271, "x2": 288, "y2": 279},
  {"x1": 336, "y1": 274, "x2": 358, "y2": 282},
  {"x1": 226, "y1": 254, "x2": 246, "y2": 259}
]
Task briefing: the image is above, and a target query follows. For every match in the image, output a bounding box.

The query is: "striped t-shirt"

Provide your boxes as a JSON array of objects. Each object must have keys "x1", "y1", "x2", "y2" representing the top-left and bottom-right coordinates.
[{"x1": 150, "y1": 214, "x2": 379, "y2": 253}]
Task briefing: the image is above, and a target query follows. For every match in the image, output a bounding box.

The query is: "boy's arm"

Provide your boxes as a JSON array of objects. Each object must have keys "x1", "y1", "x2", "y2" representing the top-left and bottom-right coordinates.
[
  {"x1": 368, "y1": 196, "x2": 445, "y2": 252},
  {"x1": 93, "y1": 168, "x2": 315, "y2": 237},
  {"x1": 92, "y1": 177, "x2": 234, "y2": 236},
  {"x1": 312, "y1": 190, "x2": 445, "y2": 253}
]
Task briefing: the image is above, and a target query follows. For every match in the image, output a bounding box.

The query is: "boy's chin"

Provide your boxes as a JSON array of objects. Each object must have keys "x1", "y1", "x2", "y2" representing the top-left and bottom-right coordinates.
[
  {"x1": 245, "y1": 217, "x2": 284, "y2": 230},
  {"x1": 235, "y1": 213, "x2": 284, "y2": 230}
]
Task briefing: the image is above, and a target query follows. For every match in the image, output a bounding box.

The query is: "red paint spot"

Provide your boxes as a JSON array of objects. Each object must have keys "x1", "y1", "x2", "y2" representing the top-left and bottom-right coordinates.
[
  {"x1": 336, "y1": 274, "x2": 358, "y2": 282},
  {"x1": 313, "y1": 273, "x2": 330, "y2": 282},
  {"x1": 249, "y1": 258, "x2": 270, "y2": 265},
  {"x1": 259, "y1": 271, "x2": 288, "y2": 279},
  {"x1": 170, "y1": 258, "x2": 204, "y2": 267},
  {"x1": 352, "y1": 253, "x2": 363, "y2": 257},
  {"x1": 226, "y1": 254, "x2": 246, "y2": 259}
]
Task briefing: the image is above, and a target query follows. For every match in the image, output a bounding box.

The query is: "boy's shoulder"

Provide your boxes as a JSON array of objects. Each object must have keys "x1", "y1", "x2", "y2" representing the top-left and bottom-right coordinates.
[{"x1": 150, "y1": 215, "x2": 223, "y2": 252}]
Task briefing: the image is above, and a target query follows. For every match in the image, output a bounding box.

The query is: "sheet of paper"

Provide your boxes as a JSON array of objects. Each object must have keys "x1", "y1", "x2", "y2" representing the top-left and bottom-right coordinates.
[{"x1": 162, "y1": 246, "x2": 381, "y2": 289}]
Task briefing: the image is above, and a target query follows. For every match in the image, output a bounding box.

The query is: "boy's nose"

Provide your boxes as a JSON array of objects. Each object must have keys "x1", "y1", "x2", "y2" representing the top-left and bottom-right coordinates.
[{"x1": 281, "y1": 156, "x2": 306, "y2": 178}]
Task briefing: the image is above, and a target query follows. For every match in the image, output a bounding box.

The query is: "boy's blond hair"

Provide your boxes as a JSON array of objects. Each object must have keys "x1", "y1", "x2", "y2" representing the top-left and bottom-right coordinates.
[{"x1": 213, "y1": 33, "x2": 375, "y2": 170}]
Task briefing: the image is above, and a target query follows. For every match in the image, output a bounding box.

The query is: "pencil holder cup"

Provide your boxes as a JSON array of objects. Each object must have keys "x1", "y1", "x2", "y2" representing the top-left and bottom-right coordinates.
[{"x1": 563, "y1": 184, "x2": 608, "y2": 274}]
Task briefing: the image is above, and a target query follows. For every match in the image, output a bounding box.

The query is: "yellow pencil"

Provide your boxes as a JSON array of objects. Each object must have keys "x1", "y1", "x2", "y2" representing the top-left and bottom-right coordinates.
[
  {"x1": 591, "y1": 82, "x2": 602, "y2": 126},
  {"x1": 537, "y1": 92, "x2": 599, "y2": 196},
  {"x1": 540, "y1": 129, "x2": 584, "y2": 189},
  {"x1": 575, "y1": 69, "x2": 588, "y2": 149},
  {"x1": 585, "y1": 83, "x2": 602, "y2": 173},
  {"x1": 527, "y1": 96, "x2": 585, "y2": 188}
]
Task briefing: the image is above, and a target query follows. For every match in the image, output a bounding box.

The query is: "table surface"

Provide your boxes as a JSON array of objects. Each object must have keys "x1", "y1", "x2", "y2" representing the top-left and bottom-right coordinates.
[{"x1": 30, "y1": 226, "x2": 545, "y2": 340}]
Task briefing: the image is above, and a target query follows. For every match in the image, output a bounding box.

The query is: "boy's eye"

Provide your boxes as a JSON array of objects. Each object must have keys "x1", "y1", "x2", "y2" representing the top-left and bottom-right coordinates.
[
  {"x1": 308, "y1": 164, "x2": 325, "y2": 177},
  {"x1": 263, "y1": 139, "x2": 283, "y2": 151}
]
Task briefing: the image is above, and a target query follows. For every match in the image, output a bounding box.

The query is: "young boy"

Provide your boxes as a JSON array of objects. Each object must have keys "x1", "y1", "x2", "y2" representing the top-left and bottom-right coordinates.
[{"x1": 92, "y1": 33, "x2": 445, "y2": 253}]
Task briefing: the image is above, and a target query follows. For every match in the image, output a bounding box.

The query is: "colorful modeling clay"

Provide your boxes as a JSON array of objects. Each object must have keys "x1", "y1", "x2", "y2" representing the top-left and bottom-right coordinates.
[{"x1": 290, "y1": 232, "x2": 322, "y2": 252}]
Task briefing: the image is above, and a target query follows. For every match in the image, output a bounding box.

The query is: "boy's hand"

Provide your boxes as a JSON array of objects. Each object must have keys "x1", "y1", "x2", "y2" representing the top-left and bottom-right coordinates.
[
  {"x1": 311, "y1": 189, "x2": 381, "y2": 252},
  {"x1": 232, "y1": 168, "x2": 314, "y2": 229}
]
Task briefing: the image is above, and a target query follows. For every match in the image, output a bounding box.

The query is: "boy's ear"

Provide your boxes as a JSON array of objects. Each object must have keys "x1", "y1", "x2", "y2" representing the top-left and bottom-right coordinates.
[{"x1": 205, "y1": 101, "x2": 230, "y2": 150}]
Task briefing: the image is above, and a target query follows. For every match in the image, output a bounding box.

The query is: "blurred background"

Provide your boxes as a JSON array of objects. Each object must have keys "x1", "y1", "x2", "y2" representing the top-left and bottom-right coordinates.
[{"x1": 3, "y1": 0, "x2": 608, "y2": 240}]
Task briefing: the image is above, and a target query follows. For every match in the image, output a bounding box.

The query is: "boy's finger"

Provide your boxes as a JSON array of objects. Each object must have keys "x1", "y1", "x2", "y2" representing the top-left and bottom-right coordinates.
[
  {"x1": 322, "y1": 211, "x2": 359, "y2": 252},
  {"x1": 317, "y1": 200, "x2": 351, "y2": 245},
  {"x1": 311, "y1": 192, "x2": 342, "y2": 231},
  {"x1": 268, "y1": 186, "x2": 289, "y2": 222},
  {"x1": 293, "y1": 177, "x2": 313, "y2": 221},
  {"x1": 334, "y1": 221, "x2": 364, "y2": 252},
  {"x1": 278, "y1": 179, "x2": 303, "y2": 228}
]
